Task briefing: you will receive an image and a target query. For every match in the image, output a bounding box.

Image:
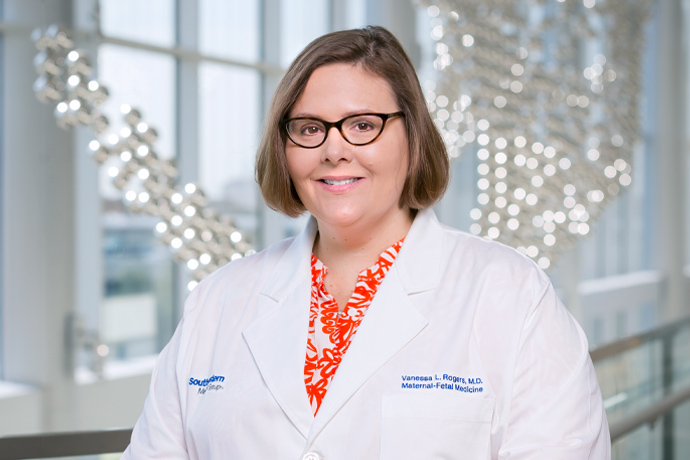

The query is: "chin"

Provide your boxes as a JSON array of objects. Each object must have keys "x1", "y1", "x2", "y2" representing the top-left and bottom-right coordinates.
[{"x1": 314, "y1": 208, "x2": 366, "y2": 228}]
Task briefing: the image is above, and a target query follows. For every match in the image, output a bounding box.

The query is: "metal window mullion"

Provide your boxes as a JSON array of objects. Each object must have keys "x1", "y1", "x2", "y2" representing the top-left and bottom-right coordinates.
[
  {"x1": 655, "y1": 0, "x2": 687, "y2": 322},
  {"x1": 329, "y1": 0, "x2": 337, "y2": 31},
  {"x1": 176, "y1": 0, "x2": 199, "y2": 185},
  {"x1": 0, "y1": 0, "x2": 5, "y2": 381},
  {"x1": 72, "y1": 0, "x2": 104, "y2": 376},
  {"x1": 173, "y1": 0, "x2": 200, "y2": 321},
  {"x1": 99, "y1": 34, "x2": 283, "y2": 76},
  {"x1": 258, "y1": 0, "x2": 286, "y2": 248},
  {"x1": 0, "y1": 26, "x2": 284, "y2": 76}
]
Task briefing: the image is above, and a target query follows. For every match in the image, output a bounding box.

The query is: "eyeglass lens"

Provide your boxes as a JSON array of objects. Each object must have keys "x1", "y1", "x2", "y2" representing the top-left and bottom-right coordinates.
[{"x1": 286, "y1": 114, "x2": 386, "y2": 148}]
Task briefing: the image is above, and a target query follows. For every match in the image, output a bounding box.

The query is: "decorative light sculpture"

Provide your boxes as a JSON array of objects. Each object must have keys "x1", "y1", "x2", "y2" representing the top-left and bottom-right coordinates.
[
  {"x1": 418, "y1": 0, "x2": 650, "y2": 269},
  {"x1": 32, "y1": 25, "x2": 254, "y2": 290}
]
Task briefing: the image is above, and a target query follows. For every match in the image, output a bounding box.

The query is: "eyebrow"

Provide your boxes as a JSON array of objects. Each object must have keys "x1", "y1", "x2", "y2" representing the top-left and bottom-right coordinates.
[{"x1": 288, "y1": 109, "x2": 379, "y2": 119}]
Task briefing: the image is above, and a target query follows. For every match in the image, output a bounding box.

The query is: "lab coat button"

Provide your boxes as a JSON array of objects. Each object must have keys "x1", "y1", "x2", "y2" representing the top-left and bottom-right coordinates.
[{"x1": 302, "y1": 452, "x2": 322, "y2": 460}]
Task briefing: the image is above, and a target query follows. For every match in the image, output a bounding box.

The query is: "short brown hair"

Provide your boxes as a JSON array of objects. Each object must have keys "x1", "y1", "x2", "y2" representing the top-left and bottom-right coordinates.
[{"x1": 256, "y1": 26, "x2": 449, "y2": 217}]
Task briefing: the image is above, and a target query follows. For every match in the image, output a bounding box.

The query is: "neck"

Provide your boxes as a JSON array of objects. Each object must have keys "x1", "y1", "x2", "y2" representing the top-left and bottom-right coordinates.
[{"x1": 313, "y1": 208, "x2": 414, "y2": 268}]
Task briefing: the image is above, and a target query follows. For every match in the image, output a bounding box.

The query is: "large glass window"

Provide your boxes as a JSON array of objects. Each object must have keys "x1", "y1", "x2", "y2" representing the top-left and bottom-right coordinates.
[
  {"x1": 280, "y1": 0, "x2": 330, "y2": 67},
  {"x1": 577, "y1": 19, "x2": 655, "y2": 281},
  {"x1": 91, "y1": 0, "x2": 326, "y2": 370},
  {"x1": 97, "y1": 45, "x2": 176, "y2": 163},
  {"x1": 101, "y1": 215, "x2": 175, "y2": 359},
  {"x1": 199, "y1": 0, "x2": 261, "y2": 62},
  {"x1": 199, "y1": 63, "x2": 261, "y2": 232},
  {"x1": 96, "y1": 35, "x2": 177, "y2": 365},
  {"x1": 99, "y1": 0, "x2": 176, "y2": 47},
  {"x1": 344, "y1": 0, "x2": 367, "y2": 29}
]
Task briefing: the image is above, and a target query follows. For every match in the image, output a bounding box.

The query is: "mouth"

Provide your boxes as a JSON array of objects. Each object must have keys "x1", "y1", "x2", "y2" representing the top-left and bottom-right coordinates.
[{"x1": 320, "y1": 178, "x2": 360, "y2": 186}]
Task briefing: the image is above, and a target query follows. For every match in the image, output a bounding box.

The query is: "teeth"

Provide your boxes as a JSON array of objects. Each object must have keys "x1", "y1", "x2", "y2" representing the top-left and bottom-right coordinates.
[{"x1": 323, "y1": 178, "x2": 358, "y2": 185}]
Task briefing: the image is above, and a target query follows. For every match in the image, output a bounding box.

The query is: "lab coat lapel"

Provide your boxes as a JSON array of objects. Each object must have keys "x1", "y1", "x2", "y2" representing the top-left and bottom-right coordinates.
[
  {"x1": 306, "y1": 208, "x2": 443, "y2": 444},
  {"x1": 242, "y1": 217, "x2": 318, "y2": 439}
]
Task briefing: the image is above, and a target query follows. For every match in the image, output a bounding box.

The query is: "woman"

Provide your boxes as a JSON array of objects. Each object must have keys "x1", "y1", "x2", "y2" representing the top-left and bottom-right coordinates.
[{"x1": 122, "y1": 26, "x2": 610, "y2": 459}]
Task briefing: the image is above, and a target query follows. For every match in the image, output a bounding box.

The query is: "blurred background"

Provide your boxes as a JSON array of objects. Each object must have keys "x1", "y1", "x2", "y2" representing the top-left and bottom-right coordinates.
[{"x1": 0, "y1": 0, "x2": 688, "y2": 458}]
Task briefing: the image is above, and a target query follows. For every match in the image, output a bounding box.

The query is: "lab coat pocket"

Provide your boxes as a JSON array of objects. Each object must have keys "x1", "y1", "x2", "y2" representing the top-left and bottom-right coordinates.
[{"x1": 381, "y1": 393, "x2": 494, "y2": 460}]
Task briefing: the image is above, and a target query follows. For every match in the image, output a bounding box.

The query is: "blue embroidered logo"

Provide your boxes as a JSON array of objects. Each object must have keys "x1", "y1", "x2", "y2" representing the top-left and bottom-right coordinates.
[{"x1": 189, "y1": 375, "x2": 225, "y2": 394}]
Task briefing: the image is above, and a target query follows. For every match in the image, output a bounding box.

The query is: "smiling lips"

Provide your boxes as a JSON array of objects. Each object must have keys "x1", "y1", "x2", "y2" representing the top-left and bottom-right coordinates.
[
  {"x1": 322, "y1": 178, "x2": 359, "y2": 185},
  {"x1": 317, "y1": 177, "x2": 363, "y2": 192}
]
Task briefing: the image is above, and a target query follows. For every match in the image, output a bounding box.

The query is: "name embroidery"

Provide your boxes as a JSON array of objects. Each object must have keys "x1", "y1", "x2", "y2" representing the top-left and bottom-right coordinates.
[{"x1": 401, "y1": 374, "x2": 484, "y2": 393}]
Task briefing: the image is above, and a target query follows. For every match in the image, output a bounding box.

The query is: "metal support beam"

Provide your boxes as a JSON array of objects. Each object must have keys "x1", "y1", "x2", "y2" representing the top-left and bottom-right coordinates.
[{"x1": 655, "y1": 0, "x2": 687, "y2": 321}]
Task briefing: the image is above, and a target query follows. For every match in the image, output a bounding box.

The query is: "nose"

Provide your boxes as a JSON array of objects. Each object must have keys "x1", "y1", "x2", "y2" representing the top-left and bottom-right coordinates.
[{"x1": 320, "y1": 125, "x2": 352, "y2": 164}]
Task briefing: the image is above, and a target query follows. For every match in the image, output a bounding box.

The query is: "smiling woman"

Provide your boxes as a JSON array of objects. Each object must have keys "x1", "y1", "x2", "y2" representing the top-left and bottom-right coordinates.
[
  {"x1": 285, "y1": 63, "x2": 412, "y2": 258},
  {"x1": 256, "y1": 27, "x2": 449, "y2": 219},
  {"x1": 122, "y1": 26, "x2": 611, "y2": 460}
]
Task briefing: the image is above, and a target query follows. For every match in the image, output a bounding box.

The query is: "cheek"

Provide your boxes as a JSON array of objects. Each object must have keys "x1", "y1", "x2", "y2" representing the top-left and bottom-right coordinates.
[
  {"x1": 388, "y1": 130, "x2": 409, "y2": 170},
  {"x1": 285, "y1": 149, "x2": 303, "y2": 180},
  {"x1": 393, "y1": 141, "x2": 410, "y2": 175}
]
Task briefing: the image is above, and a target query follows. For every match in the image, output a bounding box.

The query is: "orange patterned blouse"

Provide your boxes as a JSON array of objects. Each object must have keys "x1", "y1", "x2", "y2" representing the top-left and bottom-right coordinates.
[{"x1": 304, "y1": 238, "x2": 404, "y2": 415}]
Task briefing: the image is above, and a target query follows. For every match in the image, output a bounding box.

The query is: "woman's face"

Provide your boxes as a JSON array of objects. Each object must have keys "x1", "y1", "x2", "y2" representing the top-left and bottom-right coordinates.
[{"x1": 285, "y1": 63, "x2": 410, "y2": 232}]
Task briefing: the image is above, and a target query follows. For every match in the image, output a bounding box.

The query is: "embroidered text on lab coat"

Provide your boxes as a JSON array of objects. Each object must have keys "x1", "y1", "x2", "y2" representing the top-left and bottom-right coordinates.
[
  {"x1": 189, "y1": 374, "x2": 226, "y2": 394},
  {"x1": 401, "y1": 374, "x2": 484, "y2": 393}
]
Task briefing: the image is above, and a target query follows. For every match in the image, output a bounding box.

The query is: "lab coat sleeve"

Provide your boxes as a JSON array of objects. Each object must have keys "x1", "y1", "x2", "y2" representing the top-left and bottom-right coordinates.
[
  {"x1": 497, "y1": 280, "x2": 611, "y2": 459},
  {"x1": 120, "y1": 287, "x2": 200, "y2": 459}
]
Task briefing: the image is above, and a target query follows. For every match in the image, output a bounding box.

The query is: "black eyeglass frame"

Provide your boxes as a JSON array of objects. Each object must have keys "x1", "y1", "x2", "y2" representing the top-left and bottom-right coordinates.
[{"x1": 281, "y1": 111, "x2": 405, "y2": 149}]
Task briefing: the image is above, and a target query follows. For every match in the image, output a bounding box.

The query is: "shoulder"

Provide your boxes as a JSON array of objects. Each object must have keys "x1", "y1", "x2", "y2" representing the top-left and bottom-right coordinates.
[
  {"x1": 437, "y1": 222, "x2": 550, "y2": 298},
  {"x1": 403, "y1": 209, "x2": 550, "y2": 309},
  {"x1": 428, "y1": 221, "x2": 560, "y2": 363},
  {"x1": 182, "y1": 236, "x2": 296, "y2": 314}
]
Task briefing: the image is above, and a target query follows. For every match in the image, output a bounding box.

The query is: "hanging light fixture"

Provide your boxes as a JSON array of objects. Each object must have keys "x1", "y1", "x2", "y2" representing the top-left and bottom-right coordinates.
[
  {"x1": 418, "y1": 0, "x2": 650, "y2": 269},
  {"x1": 32, "y1": 26, "x2": 254, "y2": 288}
]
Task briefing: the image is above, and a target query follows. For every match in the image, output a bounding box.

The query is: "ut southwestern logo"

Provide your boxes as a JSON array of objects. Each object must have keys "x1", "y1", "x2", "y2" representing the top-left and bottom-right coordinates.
[{"x1": 189, "y1": 374, "x2": 225, "y2": 395}]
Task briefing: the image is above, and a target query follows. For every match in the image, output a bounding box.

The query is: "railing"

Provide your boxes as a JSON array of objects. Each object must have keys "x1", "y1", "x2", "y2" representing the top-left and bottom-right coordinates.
[
  {"x1": 1, "y1": 316, "x2": 690, "y2": 459},
  {"x1": 0, "y1": 428, "x2": 131, "y2": 460},
  {"x1": 592, "y1": 315, "x2": 690, "y2": 458}
]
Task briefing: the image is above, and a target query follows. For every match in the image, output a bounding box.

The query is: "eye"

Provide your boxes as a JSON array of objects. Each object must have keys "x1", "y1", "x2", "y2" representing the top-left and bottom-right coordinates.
[
  {"x1": 289, "y1": 120, "x2": 324, "y2": 137},
  {"x1": 345, "y1": 116, "x2": 378, "y2": 133},
  {"x1": 301, "y1": 125, "x2": 323, "y2": 136},
  {"x1": 354, "y1": 121, "x2": 375, "y2": 132}
]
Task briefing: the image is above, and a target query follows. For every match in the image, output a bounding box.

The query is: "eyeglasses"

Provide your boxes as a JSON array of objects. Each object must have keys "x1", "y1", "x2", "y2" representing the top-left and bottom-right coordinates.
[{"x1": 282, "y1": 111, "x2": 404, "y2": 149}]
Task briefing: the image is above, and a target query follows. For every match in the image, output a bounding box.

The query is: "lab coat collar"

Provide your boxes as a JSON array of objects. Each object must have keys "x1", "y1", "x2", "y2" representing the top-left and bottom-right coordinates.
[
  {"x1": 260, "y1": 215, "x2": 318, "y2": 301},
  {"x1": 259, "y1": 207, "x2": 443, "y2": 301},
  {"x1": 244, "y1": 208, "x2": 442, "y2": 442}
]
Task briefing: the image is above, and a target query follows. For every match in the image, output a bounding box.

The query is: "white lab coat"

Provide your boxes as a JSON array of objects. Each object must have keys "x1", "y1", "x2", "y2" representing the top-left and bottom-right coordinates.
[{"x1": 122, "y1": 208, "x2": 610, "y2": 459}]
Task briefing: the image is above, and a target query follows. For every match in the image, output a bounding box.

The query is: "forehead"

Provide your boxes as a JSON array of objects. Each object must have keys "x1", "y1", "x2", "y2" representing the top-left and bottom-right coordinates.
[{"x1": 290, "y1": 63, "x2": 398, "y2": 118}]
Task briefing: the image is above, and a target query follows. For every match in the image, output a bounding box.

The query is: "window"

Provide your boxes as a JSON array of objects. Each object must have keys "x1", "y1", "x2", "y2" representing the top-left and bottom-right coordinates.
[
  {"x1": 280, "y1": 0, "x2": 330, "y2": 67},
  {"x1": 93, "y1": 4, "x2": 178, "y2": 367},
  {"x1": 99, "y1": 0, "x2": 175, "y2": 47},
  {"x1": 199, "y1": 0, "x2": 260, "y2": 62},
  {"x1": 198, "y1": 63, "x2": 261, "y2": 232},
  {"x1": 89, "y1": 0, "x2": 332, "y2": 370}
]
